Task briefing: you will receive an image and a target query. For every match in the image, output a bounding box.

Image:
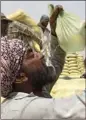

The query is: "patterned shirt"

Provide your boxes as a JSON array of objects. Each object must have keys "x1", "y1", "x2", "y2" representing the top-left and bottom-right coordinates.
[{"x1": 1, "y1": 36, "x2": 26, "y2": 97}]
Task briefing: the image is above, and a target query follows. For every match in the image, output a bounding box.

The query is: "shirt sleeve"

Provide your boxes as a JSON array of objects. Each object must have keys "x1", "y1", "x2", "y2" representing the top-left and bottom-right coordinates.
[{"x1": 48, "y1": 34, "x2": 66, "y2": 91}]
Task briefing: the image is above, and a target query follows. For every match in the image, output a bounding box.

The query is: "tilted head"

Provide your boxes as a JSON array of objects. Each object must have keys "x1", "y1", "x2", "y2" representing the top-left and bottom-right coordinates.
[
  {"x1": 21, "y1": 49, "x2": 56, "y2": 92},
  {"x1": 14, "y1": 47, "x2": 56, "y2": 95}
]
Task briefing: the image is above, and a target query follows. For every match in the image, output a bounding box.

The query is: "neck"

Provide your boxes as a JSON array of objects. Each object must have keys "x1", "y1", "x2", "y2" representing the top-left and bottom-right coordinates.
[
  {"x1": 14, "y1": 79, "x2": 33, "y2": 94},
  {"x1": 14, "y1": 80, "x2": 43, "y2": 97},
  {"x1": 33, "y1": 89, "x2": 43, "y2": 97}
]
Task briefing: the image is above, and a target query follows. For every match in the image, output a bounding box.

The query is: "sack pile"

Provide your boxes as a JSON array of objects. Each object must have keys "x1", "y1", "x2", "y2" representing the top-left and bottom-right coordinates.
[
  {"x1": 51, "y1": 53, "x2": 85, "y2": 98},
  {"x1": 7, "y1": 9, "x2": 42, "y2": 52},
  {"x1": 60, "y1": 53, "x2": 85, "y2": 78}
]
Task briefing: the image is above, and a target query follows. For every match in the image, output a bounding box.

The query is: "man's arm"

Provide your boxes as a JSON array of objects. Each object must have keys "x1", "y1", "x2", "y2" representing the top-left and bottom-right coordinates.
[
  {"x1": 47, "y1": 5, "x2": 66, "y2": 91},
  {"x1": 50, "y1": 35, "x2": 66, "y2": 77},
  {"x1": 49, "y1": 35, "x2": 66, "y2": 90}
]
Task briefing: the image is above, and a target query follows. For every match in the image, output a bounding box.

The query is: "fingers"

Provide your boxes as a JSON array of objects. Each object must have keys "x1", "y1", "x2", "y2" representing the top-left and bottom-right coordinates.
[
  {"x1": 54, "y1": 5, "x2": 64, "y2": 16},
  {"x1": 55, "y1": 5, "x2": 63, "y2": 11}
]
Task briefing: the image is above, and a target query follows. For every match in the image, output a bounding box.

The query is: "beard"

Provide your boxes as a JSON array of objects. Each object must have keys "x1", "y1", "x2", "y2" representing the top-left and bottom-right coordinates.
[
  {"x1": 29, "y1": 64, "x2": 56, "y2": 91},
  {"x1": 21, "y1": 59, "x2": 56, "y2": 91}
]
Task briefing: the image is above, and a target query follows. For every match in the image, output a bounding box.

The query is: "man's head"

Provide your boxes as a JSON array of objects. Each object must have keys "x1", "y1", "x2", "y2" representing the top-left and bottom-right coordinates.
[
  {"x1": 38, "y1": 15, "x2": 49, "y2": 32},
  {"x1": 17, "y1": 49, "x2": 56, "y2": 93},
  {"x1": 1, "y1": 13, "x2": 12, "y2": 36}
]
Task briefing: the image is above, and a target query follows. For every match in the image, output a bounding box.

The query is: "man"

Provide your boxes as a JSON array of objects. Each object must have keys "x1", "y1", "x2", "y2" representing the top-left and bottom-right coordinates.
[
  {"x1": 1, "y1": 13, "x2": 53, "y2": 98},
  {"x1": 38, "y1": 14, "x2": 50, "y2": 65},
  {"x1": 38, "y1": 15, "x2": 49, "y2": 33},
  {"x1": 1, "y1": 5, "x2": 66, "y2": 98}
]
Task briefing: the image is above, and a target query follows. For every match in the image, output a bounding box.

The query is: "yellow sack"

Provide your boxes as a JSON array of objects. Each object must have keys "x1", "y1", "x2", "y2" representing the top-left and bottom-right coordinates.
[
  {"x1": 63, "y1": 64, "x2": 69, "y2": 68},
  {"x1": 63, "y1": 67, "x2": 69, "y2": 70},
  {"x1": 67, "y1": 61, "x2": 77, "y2": 64},
  {"x1": 32, "y1": 41, "x2": 41, "y2": 52},
  {"x1": 66, "y1": 53, "x2": 78, "y2": 57},
  {"x1": 62, "y1": 69, "x2": 69, "y2": 72},
  {"x1": 69, "y1": 67, "x2": 78, "y2": 70},
  {"x1": 68, "y1": 64, "x2": 77, "y2": 67},
  {"x1": 66, "y1": 58, "x2": 77, "y2": 61},
  {"x1": 69, "y1": 74, "x2": 81, "y2": 77},
  {"x1": 7, "y1": 9, "x2": 40, "y2": 34},
  {"x1": 61, "y1": 72, "x2": 69, "y2": 76},
  {"x1": 69, "y1": 70, "x2": 79, "y2": 73},
  {"x1": 7, "y1": 9, "x2": 37, "y2": 25},
  {"x1": 51, "y1": 78, "x2": 85, "y2": 98}
]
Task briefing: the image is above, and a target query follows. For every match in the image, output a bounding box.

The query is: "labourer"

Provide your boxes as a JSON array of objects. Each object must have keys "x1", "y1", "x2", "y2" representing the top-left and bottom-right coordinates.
[
  {"x1": 1, "y1": 5, "x2": 66, "y2": 98},
  {"x1": 38, "y1": 15, "x2": 51, "y2": 66}
]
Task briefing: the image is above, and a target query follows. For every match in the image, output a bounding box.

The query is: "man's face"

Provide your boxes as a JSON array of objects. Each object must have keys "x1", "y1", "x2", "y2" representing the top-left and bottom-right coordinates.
[
  {"x1": 41, "y1": 20, "x2": 49, "y2": 28},
  {"x1": 19, "y1": 50, "x2": 56, "y2": 92},
  {"x1": 22, "y1": 51, "x2": 45, "y2": 77},
  {"x1": 22, "y1": 50, "x2": 56, "y2": 82}
]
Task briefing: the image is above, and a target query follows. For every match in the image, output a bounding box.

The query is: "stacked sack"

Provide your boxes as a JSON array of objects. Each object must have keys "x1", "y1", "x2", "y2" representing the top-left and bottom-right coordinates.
[
  {"x1": 50, "y1": 53, "x2": 85, "y2": 98},
  {"x1": 60, "y1": 53, "x2": 85, "y2": 78}
]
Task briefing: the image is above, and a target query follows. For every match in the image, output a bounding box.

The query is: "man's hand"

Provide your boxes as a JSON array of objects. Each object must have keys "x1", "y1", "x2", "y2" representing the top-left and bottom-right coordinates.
[{"x1": 50, "y1": 5, "x2": 64, "y2": 36}]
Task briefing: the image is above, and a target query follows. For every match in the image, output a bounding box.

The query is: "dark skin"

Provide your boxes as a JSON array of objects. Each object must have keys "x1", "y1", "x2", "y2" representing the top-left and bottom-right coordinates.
[
  {"x1": 38, "y1": 16, "x2": 49, "y2": 32},
  {"x1": 22, "y1": 51, "x2": 44, "y2": 75},
  {"x1": 13, "y1": 51, "x2": 44, "y2": 96},
  {"x1": 41, "y1": 19, "x2": 49, "y2": 28},
  {"x1": 50, "y1": 5, "x2": 64, "y2": 36}
]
